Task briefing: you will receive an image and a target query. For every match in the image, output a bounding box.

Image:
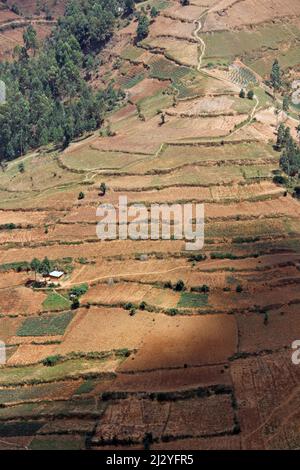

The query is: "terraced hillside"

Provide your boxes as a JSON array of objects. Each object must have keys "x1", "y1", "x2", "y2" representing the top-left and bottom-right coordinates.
[{"x1": 1, "y1": 0, "x2": 300, "y2": 450}]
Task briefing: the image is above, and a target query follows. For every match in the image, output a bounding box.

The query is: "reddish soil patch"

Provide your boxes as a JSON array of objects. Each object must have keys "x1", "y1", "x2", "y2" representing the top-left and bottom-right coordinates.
[
  {"x1": 237, "y1": 307, "x2": 300, "y2": 353},
  {"x1": 105, "y1": 365, "x2": 232, "y2": 393},
  {"x1": 0, "y1": 286, "x2": 46, "y2": 315},
  {"x1": 128, "y1": 78, "x2": 168, "y2": 103},
  {"x1": 119, "y1": 314, "x2": 237, "y2": 371},
  {"x1": 93, "y1": 395, "x2": 235, "y2": 444},
  {"x1": 231, "y1": 350, "x2": 300, "y2": 449}
]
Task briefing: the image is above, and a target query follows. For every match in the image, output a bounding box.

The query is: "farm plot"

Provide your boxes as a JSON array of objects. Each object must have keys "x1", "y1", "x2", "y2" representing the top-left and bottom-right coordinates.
[
  {"x1": 0, "y1": 153, "x2": 83, "y2": 193},
  {"x1": 29, "y1": 435, "x2": 85, "y2": 450},
  {"x1": 0, "y1": 287, "x2": 46, "y2": 316},
  {"x1": 0, "y1": 357, "x2": 121, "y2": 387},
  {"x1": 0, "y1": 239, "x2": 186, "y2": 265},
  {"x1": 17, "y1": 311, "x2": 74, "y2": 337},
  {"x1": 93, "y1": 394, "x2": 235, "y2": 444},
  {"x1": 170, "y1": 95, "x2": 254, "y2": 116},
  {"x1": 206, "y1": 217, "x2": 295, "y2": 240},
  {"x1": 61, "y1": 147, "x2": 151, "y2": 172},
  {"x1": 82, "y1": 283, "x2": 180, "y2": 309},
  {"x1": 0, "y1": 210, "x2": 58, "y2": 226},
  {"x1": 203, "y1": 0, "x2": 300, "y2": 31},
  {"x1": 149, "y1": 16, "x2": 195, "y2": 40},
  {"x1": 0, "y1": 380, "x2": 80, "y2": 405},
  {"x1": 144, "y1": 37, "x2": 199, "y2": 67},
  {"x1": 128, "y1": 78, "x2": 168, "y2": 104},
  {"x1": 55, "y1": 307, "x2": 157, "y2": 355},
  {"x1": 7, "y1": 344, "x2": 59, "y2": 366},
  {"x1": 200, "y1": 23, "x2": 300, "y2": 65},
  {"x1": 119, "y1": 314, "x2": 237, "y2": 371},
  {"x1": 106, "y1": 163, "x2": 251, "y2": 190},
  {"x1": 106, "y1": 365, "x2": 232, "y2": 393},
  {"x1": 231, "y1": 350, "x2": 300, "y2": 449},
  {"x1": 236, "y1": 307, "x2": 300, "y2": 354}
]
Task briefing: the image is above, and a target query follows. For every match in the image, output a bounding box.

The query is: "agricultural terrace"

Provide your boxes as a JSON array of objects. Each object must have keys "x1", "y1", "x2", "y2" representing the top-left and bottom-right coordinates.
[{"x1": 0, "y1": 0, "x2": 300, "y2": 451}]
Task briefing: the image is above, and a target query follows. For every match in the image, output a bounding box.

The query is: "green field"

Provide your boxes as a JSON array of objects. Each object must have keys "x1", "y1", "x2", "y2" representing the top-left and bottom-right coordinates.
[
  {"x1": 43, "y1": 292, "x2": 71, "y2": 311},
  {"x1": 177, "y1": 292, "x2": 208, "y2": 308},
  {"x1": 17, "y1": 311, "x2": 74, "y2": 337}
]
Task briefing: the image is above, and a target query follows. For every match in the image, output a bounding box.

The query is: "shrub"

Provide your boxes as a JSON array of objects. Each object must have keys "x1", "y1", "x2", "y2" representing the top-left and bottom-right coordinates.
[
  {"x1": 43, "y1": 355, "x2": 62, "y2": 367},
  {"x1": 174, "y1": 280, "x2": 185, "y2": 291},
  {"x1": 236, "y1": 285, "x2": 243, "y2": 293}
]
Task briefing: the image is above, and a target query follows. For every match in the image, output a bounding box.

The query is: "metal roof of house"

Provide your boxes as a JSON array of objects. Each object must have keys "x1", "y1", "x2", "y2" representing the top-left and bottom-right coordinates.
[{"x1": 49, "y1": 271, "x2": 64, "y2": 278}]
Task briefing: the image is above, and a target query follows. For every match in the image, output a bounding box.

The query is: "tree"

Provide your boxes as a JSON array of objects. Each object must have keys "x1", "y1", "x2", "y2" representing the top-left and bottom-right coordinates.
[
  {"x1": 270, "y1": 59, "x2": 282, "y2": 91},
  {"x1": 78, "y1": 191, "x2": 85, "y2": 200},
  {"x1": 99, "y1": 182, "x2": 107, "y2": 196},
  {"x1": 124, "y1": 0, "x2": 135, "y2": 15},
  {"x1": 282, "y1": 95, "x2": 289, "y2": 112},
  {"x1": 276, "y1": 123, "x2": 286, "y2": 150},
  {"x1": 247, "y1": 90, "x2": 254, "y2": 100},
  {"x1": 239, "y1": 89, "x2": 245, "y2": 98},
  {"x1": 137, "y1": 15, "x2": 150, "y2": 41},
  {"x1": 30, "y1": 258, "x2": 41, "y2": 281},
  {"x1": 150, "y1": 6, "x2": 159, "y2": 18},
  {"x1": 23, "y1": 25, "x2": 38, "y2": 55}
]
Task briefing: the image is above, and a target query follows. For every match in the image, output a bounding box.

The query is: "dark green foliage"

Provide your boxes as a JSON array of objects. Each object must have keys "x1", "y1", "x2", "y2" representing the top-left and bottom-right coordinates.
[
  {"x1": 278, "y1": 125, "x2": 300, "y2": 176},
  {"x1": 137, "y1": 14, "x2": 150, "y2": 41},
  {"x1": 69, "y1": 283, "x2": 89, "y2": 298},
  {"x1": 174, "y1": 279, "x2": 185, "y2": 292},
  {"x1": 270, "y1": 59, "x2": 282, "y2": 90},
  {"x1": 0, "y1": 1, "x2": 126, "y2": 162},
  {"x1": 43, "y1": 355, "x2": 63, "y2": 367}
]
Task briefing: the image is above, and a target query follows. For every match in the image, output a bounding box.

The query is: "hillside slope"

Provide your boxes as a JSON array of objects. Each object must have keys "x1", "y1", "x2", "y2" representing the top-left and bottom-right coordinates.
[{"x1": 0, "y1": 0, "x2": 300, "y2": 450}]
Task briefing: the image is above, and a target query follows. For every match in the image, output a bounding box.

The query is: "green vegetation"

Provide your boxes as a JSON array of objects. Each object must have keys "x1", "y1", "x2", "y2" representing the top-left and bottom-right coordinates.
[
  {"x1": 0, "y1": 0, "x2": 128, "y2": 162},
  {"x1": 43, "y1": 292, "x2": 71, "y2": 311},
  {"x1": 74, "y1": 379, "x2": 97, "y2": 395},
  {"x1": 177, "y1": 292, "x2": 208, "y2": 308},
  {"x1": 17, "y1": 312, "x2": 74, "y2": 337},
  {"x1": 69, "y1": 284, "x2": 89, "y2": 298}
]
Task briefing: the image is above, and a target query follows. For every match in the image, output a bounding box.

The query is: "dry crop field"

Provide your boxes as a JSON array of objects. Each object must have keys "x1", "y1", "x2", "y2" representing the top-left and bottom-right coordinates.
[{"x1": 0, "y1": 0, "x2": 300, "y2": 451}]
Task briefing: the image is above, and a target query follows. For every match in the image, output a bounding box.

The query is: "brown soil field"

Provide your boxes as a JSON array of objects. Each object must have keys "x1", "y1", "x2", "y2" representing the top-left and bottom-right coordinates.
[
  {"x1": 0, "y1": 286, "x2": 46, "y2": 315},
  {"x1": 231, "y1": 350, "x2": 300, "y2": 449},
  {"x1": 6, "y1": 0, "x2": 67, "y2": 17},
  {"x1": 7, "y1": 344, "x2": 58, "y2": 366},
  {"x1": 55, "y1": 307, "x2": 157, "y2": 354},
  {"x1": 236, "y1": 308, "x2": 300, "y2": 353},
  {"x1": 1, "y1": 0, "x2": 300, "y2": 450},
  {"x1": 204, "y1": 0, "x2": 300, "y2": 31},
  {"x1": 149, "y1": 16, "x2": 195, "y2": 40},
  {"x1": 90, "y1": 113, "x2": 248, "y2": 155},
  {"x1": 0, "y1": 271, "x2": 28, "y2": 289},
  {"x1": 82, "y1": 283, "x2": 180, "y2": 309},
  {"x1": 93, "y1": 394, "x2": 235, "y2": 444},
  {"x1": 104, "y1": 365, "x2": 232, "y2": 393},
  {"x1": 119, "y1": 314, "x2": 237, "y2": 371},
  {"x1": 0, "y1": 239, "x2": 186, "y2": 264},
  {"x1": 163, "y1": 3, "x2": 205, "y2": 21},
  {"x1": 0, "y1": 317, "x2": 23, "y2": 342},
  {"x1": 128, "y1": 78, "x2": 168, "y2": 103}
]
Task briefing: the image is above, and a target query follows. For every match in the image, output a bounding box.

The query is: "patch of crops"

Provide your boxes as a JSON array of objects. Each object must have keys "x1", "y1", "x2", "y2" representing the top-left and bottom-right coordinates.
[
  {"x1": 177, "y1": 292, "x2": 208, "y2": 308},
  {"x1": 0, "y1": 421, "x2": 44, "y2": 437},
  {"x1": 150, "y1": 57, "x2": 190, "y2": 82},
  {"x1": 17, "y1": 311, "x2": 74, "y2": 337}
]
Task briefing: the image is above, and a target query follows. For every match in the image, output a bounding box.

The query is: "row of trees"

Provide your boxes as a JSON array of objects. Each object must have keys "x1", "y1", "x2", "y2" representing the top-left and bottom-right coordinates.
[
  {"x1": 275, "y1": 123, "x2": 300, "y2": 177},
  {"x1": 0, "y1": 0, "x2": 132, "y2": 162}
]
